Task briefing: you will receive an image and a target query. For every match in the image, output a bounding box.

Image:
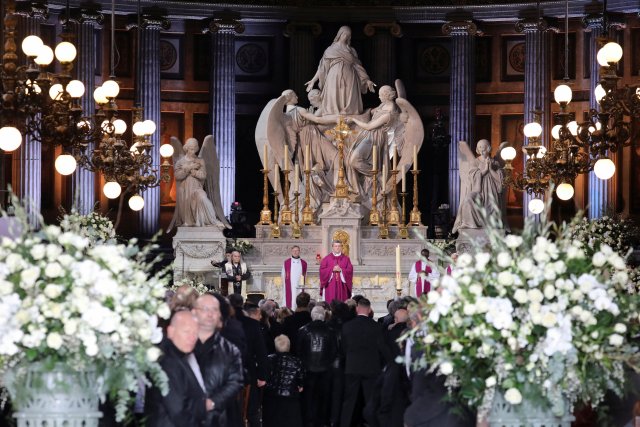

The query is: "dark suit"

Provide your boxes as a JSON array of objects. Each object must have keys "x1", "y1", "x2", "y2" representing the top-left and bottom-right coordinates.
[
  {"x1": 340, "y1": 315, "x2": 391, "y2": 427},
  {"x1": 282, "y1": 310, "x2": 311, "y2": 356},
  {"x1": 145, "y1": 339, "x2": 208, "y2": 427}
]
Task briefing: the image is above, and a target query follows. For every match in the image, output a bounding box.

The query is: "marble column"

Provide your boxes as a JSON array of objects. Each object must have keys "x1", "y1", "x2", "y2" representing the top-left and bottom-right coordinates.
[
  {"x1": 442, "y1": 11, "x2": 477, "y2": 218},
  {"x1": 363, "y1": 22, "x2": 402, "y2": 86},
  {"x1": 135, "y1": 8, "x2": 170, "y2": 236},
  {"x1": 13, "y1": 8, "x2": 46, "y2": 227},
  {"x1": 516, "y1": 10, "x2": 553, "y2": 217},
  {"x1": 583, "y1": 3, "x2": 615, "y2": 218},
  {"x1": 284, "y1": 22, "x2": 321, "y2": 99},
  {"x1": 205, "y1": 12, "x2": 244, "y2": 218},
  {"x1": 71, "y1": 3, "x2": 103, "y2": 215}
]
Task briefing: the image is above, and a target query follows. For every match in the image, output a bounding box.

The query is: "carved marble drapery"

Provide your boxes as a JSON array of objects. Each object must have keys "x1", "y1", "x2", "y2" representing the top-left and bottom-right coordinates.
[
  {"x1": 442, "y1": 11, "x2": 477, "y2": 218},
  {"x1": 205, "y1": 12, "x2": 244, "y2": 218},
  {"x1": 135, "y1": 8, "x2": 170, "y2": 236},
  {"x1": 71, "y1": 4, "x2": 102, "y2": 215},
  {"x1": 284, "y1": 22, "x2": 321, "y2": 99},
  {"x1": 516, "y1": 10, "x2": 553, "y2": 217},
  {"x1": 364, "y1": 22, "x2": 402, "y2": 87}
]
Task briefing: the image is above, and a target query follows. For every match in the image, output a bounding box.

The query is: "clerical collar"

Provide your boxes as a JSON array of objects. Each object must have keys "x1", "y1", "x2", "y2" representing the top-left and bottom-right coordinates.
[
  {"x1": 291, "y1": 256, "x2": 300, "y2": 259},
  {"x1": 332, "y1": 252, "x2": 341, "y2": 257}
]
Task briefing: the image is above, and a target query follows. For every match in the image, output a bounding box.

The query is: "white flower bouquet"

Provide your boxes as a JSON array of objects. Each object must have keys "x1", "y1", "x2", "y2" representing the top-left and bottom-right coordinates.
[
  {"x1": 59, "y1": 209, "x2": 117, "y2": 246},
  {"x1": 229, "y1": 239, "x2": 253, "y2": 255},
  {"x1": 0, "y1": 208, "x2": 170, "y2": 420},
  {"x1": 169, "y1": 276, "x2": 209, "y2": 296},
  {"x1": 567, "y1": 214, "x2": 638, "y2": 257},
  {"x1": 408, "y1": 213, "x2": 640, "y2": 419}
]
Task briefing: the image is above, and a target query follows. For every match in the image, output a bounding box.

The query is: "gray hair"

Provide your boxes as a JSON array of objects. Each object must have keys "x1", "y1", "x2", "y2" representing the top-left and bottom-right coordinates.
[
  {"x1": 311, "y1": 306, "x2": 326, "y2": 321},
  {"x1": 274, "y1": 334, "x2": 290, "y2": 353}
]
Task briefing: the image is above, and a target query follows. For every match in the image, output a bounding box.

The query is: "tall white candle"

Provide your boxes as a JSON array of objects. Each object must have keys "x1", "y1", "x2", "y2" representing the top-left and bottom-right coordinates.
[
  {"x1": 294, "y1": 163, "x2": 300, "y2": 193},
  {"x1": 372, "y1": 145, "x2": 377, "y2": 172},
  {"x1": 413, "y1": 146, "x2": 418, "y2": 171},
  {"x1": 284, "y1": 145, "x2": 289, "y2": 170},
  {"x1": 274, "y1": 163, "x2": 279, "y2": 192},
  {"x1": 264, "y1": 145, "x2": 268, "y2": 167},
  {"x1": 305, "y1": 144, "x2": 310, "y2": 171},
  {"x1": 382, "y1": 163, "x2": 387, "y2": 192},
  {"x1": 392, "y1": 145, "x2": 397, "y2": 171},
  {"x1": 395, "y1": 245, "x2": 401, "y2": 290},
  {"x1": 401, "y1": 165, "x2": 406, "y2": 192}
]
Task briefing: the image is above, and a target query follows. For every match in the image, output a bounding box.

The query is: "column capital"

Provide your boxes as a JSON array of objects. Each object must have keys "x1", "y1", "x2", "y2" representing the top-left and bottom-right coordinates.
[
  {"x1": 126, "y1": 7, "x2": 171, "y2": 31},
  {"x1": 515, "y1": 8, "x2": 559, "y2": 33},
  {"x1": 363, "y1": 22, "x2": 402, "y2": 38},
  {"x1": 442, "y1": 10, "x2": 479, "y2": 37},
  {"x1": 15, "y1": 1, "x2": 48, "y2": 21},
  {"x1": 582, "y1": 1, "x2": 605, "y2": 30},
  {"x1": 203, "y1": 10, "x2": 245, "y2": 35},
  {"x1": 68, "y1": 2, "x2": 104, "y2": 26},
  {"x1": 284, "y1": 21, "x2": 322, "y2": 38}
]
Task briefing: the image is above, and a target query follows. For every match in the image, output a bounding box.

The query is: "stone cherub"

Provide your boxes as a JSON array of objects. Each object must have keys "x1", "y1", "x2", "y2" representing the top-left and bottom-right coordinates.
[{"x1": 167, "y1": 136, "x2": 231, "y2": 231}]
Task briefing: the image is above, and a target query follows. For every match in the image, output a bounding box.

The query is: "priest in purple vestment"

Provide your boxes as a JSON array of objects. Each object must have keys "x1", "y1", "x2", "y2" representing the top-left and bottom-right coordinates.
[{"x1": 319, "y1": 240, "x2": 354, "y2": 302}]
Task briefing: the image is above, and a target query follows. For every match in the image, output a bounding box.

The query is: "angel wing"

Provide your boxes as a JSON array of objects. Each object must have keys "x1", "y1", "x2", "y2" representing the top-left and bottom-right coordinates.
[
  {"x1": 169, "y1": 136, "x2": 185, "y2": 165},
  {"x1": 392, "y1": 80, "x2": 424, "y2": 191},
  {"x1": 457, "y1": 140, "x2": 476, "y2": 210},
  {"x1": 255, "y1": 95, "x2": 288, "y2": 197},
  {"x1": 200, "y1": 135, "x2": 232, "y2": 229}
]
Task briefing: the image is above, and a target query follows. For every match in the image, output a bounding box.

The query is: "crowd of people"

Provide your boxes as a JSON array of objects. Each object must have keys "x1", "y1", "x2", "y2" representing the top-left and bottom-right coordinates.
[{"x1": 145, "y1": 285, "x2": 475, "y2": 427}]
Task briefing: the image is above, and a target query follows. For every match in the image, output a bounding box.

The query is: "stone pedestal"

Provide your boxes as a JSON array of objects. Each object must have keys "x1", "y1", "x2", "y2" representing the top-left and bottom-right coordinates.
[
  {"x1": 455, "y1": 228, "x2": 490, "y2": 254},
  {"x1": 319, "y1": 198, "x2": 364, "y2": 265},
  {"x1": 173, "y1": 226, "x2": 226, "y2": 282}
]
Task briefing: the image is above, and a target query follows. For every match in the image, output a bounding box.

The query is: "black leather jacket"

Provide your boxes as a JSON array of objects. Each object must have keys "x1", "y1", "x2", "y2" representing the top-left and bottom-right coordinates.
[
  {"x1": 194, "y1": 333, "x2": 244, "y2": 427},
  {"x1": 296, "y1": 320, "x2": 338, "y2": 372},
  {"x1": 265, "y1": 353, "x2": 304, "y2": 398}
]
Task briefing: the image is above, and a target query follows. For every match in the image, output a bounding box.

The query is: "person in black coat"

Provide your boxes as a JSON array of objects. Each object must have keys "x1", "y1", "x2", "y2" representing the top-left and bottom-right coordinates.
[
  {"x1": 263, "y1": 335, "x2": 305, "y2": 427},
  {"x1": 282, "y1": 292, "x2": 312, "y2": 356},
  {"x1": 327, "y1": 300, "x2": 350, "y2": 427},
  {"x1": 194, "y1": 294, "x2": 245, "y2": 427},
  {"x1": 229, "y1": 294, "x2": 269, "y2": 427},
  {"x1": 296, "y1": 306, "x2": 338, "y2": 427},
  {"x1": 145, "y1": 311, "x2": 213, "y2": 427},
  {"x1": 340, "y1": 298, "x2": 392, "y2": 427}
]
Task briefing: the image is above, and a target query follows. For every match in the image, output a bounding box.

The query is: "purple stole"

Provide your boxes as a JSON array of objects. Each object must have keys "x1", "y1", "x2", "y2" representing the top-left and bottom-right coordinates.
[
  {"x1": 415, "y1": 261, "x2": 432, "y2": 297},
  {"x1": 284, "y1": 258, "x2": 307, "y2": 308}
]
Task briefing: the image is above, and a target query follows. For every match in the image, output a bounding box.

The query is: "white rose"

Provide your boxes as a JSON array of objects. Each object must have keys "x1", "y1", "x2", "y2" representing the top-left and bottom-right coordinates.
[
  {"x1": 497, "y1": 271, "x2": 514, "y2": 286},
  {"x1": 541, "y1": 312, "x2": 557, "y2": 328},
  {"x1": 44, "y1": 284, "x2": 63, "y2": 299},
  {"x1": 146, "y1": 347, "x2": 161, "y2": 362},
  {"x1": 514, "y1": 289, "x2": 528, "y2": 304},
  {"x1": 85, "y1": 344, "x2": 99, "y2": 356},
  {"x1": 497, "y1": 252, "x2": 512, "y2": 268},
  {"x1": 439, "y1": 362, "x2": 454, "y2": 375},
  {"x1": 543, "y1": 285, "x2": 556, "y2": 300},
  {"x1": 570, "y1": 289, "x2": 583, "y2": 301},
  {"x1": 609, "y1": 334, "x2": 624, "y2": 346},
  {"x1": 5, "y1": 253, "x2": 24, "y2": 272},
  {"x1": 457, "y1": 253, "x2": 473, "y2": 268},
  {"x1": 20, "y1": 267, "x2": 40, "y2": 286},
  {"x1": 504, "y1": 388, "x2": 523, "y2": 405},
  {"x1": 485, "y1": 376, "x2": 497, "y2": 387},
  {"x1": 157, "y1": 304, "x2": 171, "y2": 320},
  {"x1": 424, "y1": 334, "x2": 435, "y2": 344},
  {"x1": 504, "y1": 363, "x2": 513, "y2": 371},
  {"x1": 612, "y1": 271, "x2": 628, "y2": 285},
  {"x1": 30, "y1": 244, "x2": 46, "y2": 260},
  {"x1": 592, "y1": 252, "x2": 606, "y2": 267},
  {"x1": 614, "y1": 323, "x2": 627, "y2": 334},
  {"x1": 475, "y1": 253, "x2": 491, "y2": 270},
  {"x1": 468, "y1": 284, "x2": 483, "y2": 296},
  {"x1": 450, "y1": 341, "x2": 463, "y2": 353},
  {"x1": 590, "y1": 331, "x2": 599, "y2": 339},
  {"x1": 505, "y1": 235, "x2": 523, "y2": 249},
  {"x1": 64, "y1": 319, "x2": 78, "y2": 335},
  {"x1": 463, "y1": 304, "x2": 477, "y2": 316},
  {"x1": 44, "y1": 263, "x2": 63, "y2": 278},
  {"x1": 46, "y1": 332, "x2": 63, "y2": 350},
  {"x1": 517, "y1": 258, "x2": 534, "y2": 275},
  {"x1": 427, "y1": 291, "x2": 440, "y2": 304},
  {"x1": 528, "y1": 289, "x2": 544, "y2": 303},
  {"x1": 0, "y1": 280, "x2": 13, "y2": 296}
]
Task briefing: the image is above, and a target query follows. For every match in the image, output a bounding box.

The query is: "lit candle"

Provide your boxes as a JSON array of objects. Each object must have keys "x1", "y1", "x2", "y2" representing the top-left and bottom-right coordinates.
[
  {"x1": 284, "y1": 145, "x2": 289, "y2": 171},
  {"x1": 395, "y1": 245, "x2": 401, "y2": 290},
  {"x1": 382, "y1": 163, "x2": 387, "y2": 192},
  {"x1": 392, "y1": 145, "x2": 397, "y2": 171},
  {"x1": 305, "y1": 143, "x2": 310, "y2": 171},
  {"x1": 274, "y1": 163, "x2": 279, "y2": 192},
  {"x1": 401, "y1": 165, "x2": 406, "y2": 192},
  {"x1": 264, "y1": 145, "x2": 268, "y2": 167},
  {"x1": 413, "y1": 146, "x2": 418, "y2": 171},
  {"x1": 372, "y1": 145, "x2": 377, "y2": 172},
  {"x1": 294, "y1": 163, "x2": 300, "y2": 193}
]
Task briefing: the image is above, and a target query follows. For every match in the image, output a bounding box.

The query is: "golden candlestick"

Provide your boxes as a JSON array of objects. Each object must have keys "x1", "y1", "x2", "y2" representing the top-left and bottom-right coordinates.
[
  {"x1": 259, "y1": 167, "x2": 272, "y2": 224},
  {"x1": 399, "y1": 191, "x2": 409, "y2": 239},
  {"x1": 280, "y1": 168, "x2": 292, "y2": 225},
  {"x1": 369, "y1": 168, "x2": 380, "y2": 225},
  {"x1": 410, "y1": 169, "x2": 422, "y2": 225},
  {"x1": 292, "y1": 191, "x2": 302, "y2": 239},
  {"x1": 378, "y1": 191, "x2": 389, "y2": 239},
  {"x1": 387, "y1": 168, "x2": 400, "y2": 225},
  {"x1": 302, "y1": 168, "x2": 314, "y2": 224},
  {"x1": 271, "y1": 191, "x2": 281, "y2": 238},
  {"x1": 326, "y1": 116, "x2": 352, "y2": 199}
]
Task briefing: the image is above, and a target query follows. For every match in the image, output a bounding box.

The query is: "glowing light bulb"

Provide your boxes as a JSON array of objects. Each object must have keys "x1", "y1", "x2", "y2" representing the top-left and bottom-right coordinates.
[
  {"x1": 49, "y1": 83, "x2": 64, "y2": 101},
  {"x1": 0, "y1": 126, "x2": 22, "y2": 151},
  {"x1": 523, "y1": 122, "x2": 542, "y2": 138},
  {"x1": 551, "y1": 125, "x2": 562, "y2": 140},
  {"x1": 128, "y1": 194, "x2": 145, "y2": 211},
  {"x1": 54, "y1": 154, "x2": 77, "y2": 175},
  {"x1": 594, "y1": 84, "x2": 606, "y2": 104},
  {"x1": 25, "y1": 79, "x2": 41, "y2": 95},
  {"x1": 66, "y1": 80, "x2": 85, "y2": 98},
  {"x1": 101, "y1": 80, "x2": 120, "y2": 98},
  {"x1": 160, "y1": 143, "x2": 175, "y2": 158},
  {"x1": 528, "y1": 198, "x2": 544, "y2": 214},
  {"x1": 103, "y1": 181, "x2": 122, "y2": 199},
  {"x1": 556, "y1": 183, "x2": 574, "y2": 201},
  {"x1": 594, "y1": 158, "x2": 615, "y2": 180},
  {"x1": 143, "y1": 120, "x2": 156, "y2": 135},
  {"x1": 554, "y1": 84, "x2": 572, "y2": 105},
  {"x1": 21, "y1": 35, "x2": 44, "y2": 57},
  {"x1": 535, "y1": 146, "x2": 547, "y2": 159},
  {"x1": 112, "y1": 119, "x2": 127, "y2": 135},
  {"x1": 93, "y1": 87, "x2": 108, "y2": 104},
  {"x1": 54, "y1": 41, "x2": 77, "y2": 63},
  {"x1": 34, "y1": 45, "x2": 54, "y2": 66},
  {"x1": 567, "y1": 121, "x2": 578, "y2": 136},
  {"x1": 500, "y1": 146, "x2": 516, "y2": 161},
  {"x1": 600, "y1": 42, "x2": 623, "y2": 65},
  {"x1": 132, "y1": 121, "x2": 146, "y2": 136}
]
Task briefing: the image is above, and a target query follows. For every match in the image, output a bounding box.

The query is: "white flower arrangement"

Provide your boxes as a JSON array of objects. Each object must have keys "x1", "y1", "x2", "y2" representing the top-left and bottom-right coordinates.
[
  {"x1": 169, "y1": 276, "x2": 209, "y2": 296},
  {"x1": 407, "y1": 211, "x2": 640, "y2": 419},
  {"x1": 0, "y1": 206, "x2": 170, "y2": 421},
  {"x1": 59, "y1": 209, "x2": 117, "y2": 246},
  {"x1": 567, "y1": 214, "x2": 638, "y2": 257},
  {"x1": 228, "y1": 239, "x2": 253, "y2": 255}
]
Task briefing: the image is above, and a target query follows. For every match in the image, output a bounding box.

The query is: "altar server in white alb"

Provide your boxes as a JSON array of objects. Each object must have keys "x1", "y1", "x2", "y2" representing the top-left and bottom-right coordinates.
[
  {"x1": 408, "y1": 249, "x2": 440, "y2": 298},
  {"x1": 281, "y1": 245, "x2": 307, "y2": 309}
]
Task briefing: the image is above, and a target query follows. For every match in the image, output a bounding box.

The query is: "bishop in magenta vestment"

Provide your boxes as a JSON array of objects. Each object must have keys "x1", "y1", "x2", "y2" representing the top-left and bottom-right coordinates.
[{"x1": 319, "y1": 249, "x2": 353, "y2": 302}]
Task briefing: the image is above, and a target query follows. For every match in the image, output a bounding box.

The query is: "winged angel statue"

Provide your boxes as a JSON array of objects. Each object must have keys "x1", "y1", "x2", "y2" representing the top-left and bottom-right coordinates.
[
  {"x1": 167, "y1": 136, "x2": 231, "y2": 231},
  {"x1": 255, "y1": 78, "x2": 423, "y2": 220},
  {"x1": 452, "y1": 139, "x2": 507, "y2": 233}
]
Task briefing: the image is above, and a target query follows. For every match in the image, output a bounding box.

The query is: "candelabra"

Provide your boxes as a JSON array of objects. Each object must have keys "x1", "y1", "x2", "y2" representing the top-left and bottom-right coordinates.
[
  {"x1": 410, "y1": 169, "x2": 422, "y2": 225},
  {"x1": 271, "y1": 191, "x2": 281, "y2": 238},
  {"x1": 399, "y1": 191, "x2": 409, "y2": 239},
  {"x1": 378, "y1": 191, "x2": 389, "y2": 239},
  {"x1": 369, "y1": 168, "x2": 380, "y2": 225},
  {"x1": 326, "y1": 117, "x2": 352, "y2": 199},
  {"x1": 387, "y1": 167, "x2": 400, "y2": 225},
  {"x1": 302, "y1": 167, "x2": 314, "y2": 225},
  {"x1": 292, "y1": 191, "x2": 302, "y2": 239},
  {"x1": 281, "y1": 167, "x2": 292, "y2": 225},
  {"x1": 259, "y1": 167, "x2": 272, "y2": 224}
]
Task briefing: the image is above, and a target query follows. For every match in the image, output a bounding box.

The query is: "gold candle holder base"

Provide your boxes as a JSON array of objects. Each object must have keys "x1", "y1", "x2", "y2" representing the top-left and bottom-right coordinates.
[
  {"x1": 302, "y1": 207, "x2": 314, "y2": 225},
  {"x1": 396, "y1": 287, "x2": 402, "y2": 297},
  {"x1": 281, "y1": 209, "x2": 292, "y2": 225},
  {"x1": 292, "y1": 222, "x2": 302, "y2": 239},
  {"x1": 387, "y1": 210, "x2": 400, "y2": 226},
  {"x1": 378, "y1": 223, "x2": 389, "y2": 239},
  {"x1": 399, "y1": 224, "x2": 409, "y2": 239},
  {"x1": 270, "y1": 224, "x2": 281, "y2": 239},
  {"x1": 410, "y1": 209, "x2": 422, "y2": 226},
  {"x1": 369, "y1": 209, "x2": 380, "y2": 226},
  {"x1": 260, "y1": 209, "x2": 272, "y2": 225}
]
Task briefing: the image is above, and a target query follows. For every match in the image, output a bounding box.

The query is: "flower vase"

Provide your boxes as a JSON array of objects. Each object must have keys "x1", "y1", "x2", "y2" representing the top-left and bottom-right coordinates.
[
  {"x1": 5, "y1": 363, "x2": 102, "y2": 426},
  {"x1": 488, "y1": 392, "x2": 574, "y2": 427}
]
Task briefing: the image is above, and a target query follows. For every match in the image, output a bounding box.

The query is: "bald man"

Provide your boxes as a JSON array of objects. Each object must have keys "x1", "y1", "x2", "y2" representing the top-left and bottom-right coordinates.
[{"x1": 145, "y1": 311, "x2": 214, "y2": 427}]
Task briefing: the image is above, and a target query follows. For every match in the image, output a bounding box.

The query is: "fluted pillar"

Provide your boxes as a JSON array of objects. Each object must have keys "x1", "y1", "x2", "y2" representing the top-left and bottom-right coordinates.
[
  {"x1": 135, "y1": 8, "x2": 170, "y2": 236},
  {"x1": 284, "y1": 22, "x2": 321, "y2": 99},
  {"x1": 583, "y1": 3, "x2": 609, "y2": 218},
  {"x1": 13, "y1": 8, "x2": 46, "y2": 227},
  {"x1": 205, "y1": 12, "x2": 244, "y2": 218},
  {"x1": 516, "y1": 10, "x2": 553, "y2": 217},
  {"x1": 442, "y1": 10, "x2": 477, "y2": 217},
  {"x1": 364, "y1": 22, "x2": 402, "y2": 86},
  {"x1": 71, "y1": 3, "x2": 102, "y2": 214}
]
